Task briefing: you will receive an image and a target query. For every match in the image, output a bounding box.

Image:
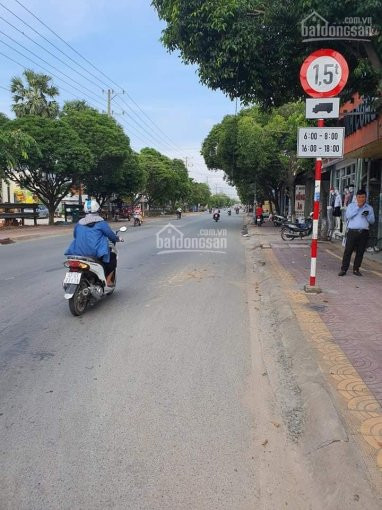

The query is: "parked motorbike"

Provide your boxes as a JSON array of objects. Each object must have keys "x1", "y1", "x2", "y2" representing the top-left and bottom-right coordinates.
[
  {"x1": 63, "y1": 227, "x2": 127, "y2": 316},
  {"x1": 273, "y1": 214, "x2": 288, "y2": 227},
  {"x1": 228, "y1": 210, "x2": 232, "y2": 216},
  {"x1": 213, "y1": 212, "x2": 220, "y2": 222},
  {"x1": 280, "y1": 218, "x2": 313, "y2": 240}
]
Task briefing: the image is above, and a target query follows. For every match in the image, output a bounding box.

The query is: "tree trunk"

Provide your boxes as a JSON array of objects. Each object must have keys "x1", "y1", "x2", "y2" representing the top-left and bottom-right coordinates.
[
  {"x1": 287, "y1": 171, "x2": 296, "y2": 222},
  {"x1": 48, "y1": 204, "x2": 55, "y2": 226}
]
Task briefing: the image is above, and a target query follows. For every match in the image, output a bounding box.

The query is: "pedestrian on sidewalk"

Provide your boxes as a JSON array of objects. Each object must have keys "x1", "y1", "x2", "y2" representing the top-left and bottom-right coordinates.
[{"x1": 338, "y1": 189, "x2": 375, "y2": 277}]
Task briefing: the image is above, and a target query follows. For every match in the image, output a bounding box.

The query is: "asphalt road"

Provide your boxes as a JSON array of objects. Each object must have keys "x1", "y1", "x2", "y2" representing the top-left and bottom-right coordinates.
[{"x1": 0, "y1": 213, "x2": 259, "y2": 510}]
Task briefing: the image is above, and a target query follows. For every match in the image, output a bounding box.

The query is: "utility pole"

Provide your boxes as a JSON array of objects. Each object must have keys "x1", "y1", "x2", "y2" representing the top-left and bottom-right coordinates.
[
  {"x1": 105, "y1": 89, "x2": 125, "y2": 117},
  {"x1": 107, "y1": 89, "x2": 113, "y2": 117}
]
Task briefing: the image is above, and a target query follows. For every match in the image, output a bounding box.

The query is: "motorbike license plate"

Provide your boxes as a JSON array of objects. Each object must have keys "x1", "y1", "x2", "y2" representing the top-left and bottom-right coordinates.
[{"x1": 63, "y1": 272, "x2": 81, "y2": 284}]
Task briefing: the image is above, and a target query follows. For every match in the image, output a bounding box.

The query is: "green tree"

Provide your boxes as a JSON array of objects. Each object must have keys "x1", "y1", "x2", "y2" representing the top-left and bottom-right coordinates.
[
  {"x1": 201, "y1": 103, "x2": 309, "y2": 214},
  {"x1": 0, "y1": 128, "x2": 37, "y2": 184},
  {"x1": 139, "y1": 148, "x2": 191, "y2": 209},
  {"x1": 153, "y1": 0, "x2": 382, "y2": 108},
  {"x1": 62, "y1": 110, "x2": 136, "y2": 205},
  {"x1": 11, "y1": 70, "x2": 60, "y2": 118},
  {"x1": 209, "y1": 192, "x2": 233, "y2": 208},
  {"x1": 188, "y1": 180, "x2": 211, "y2": 208},
  {"x1": 60, "y1": 100, "x2": 98, "y2": 116},
  {"x1": 1, "y1": 116, "x2": 92, "y2": 224}
]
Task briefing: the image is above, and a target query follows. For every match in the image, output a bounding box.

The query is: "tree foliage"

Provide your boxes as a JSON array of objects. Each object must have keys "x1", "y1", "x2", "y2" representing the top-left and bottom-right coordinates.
[
  {"x1": 188, "y1": 181, "x2": 211, "y2": 206},
  {"x1": 201, "y1": 102, "x2": 310, "y2": 213},
  {"x1": 138, "y1": 148, "x2": 191, "y2": 208},
  {"x1": 62, "y1": 109, "x2": 140, "y2": 205},
  {"x1": 60, "y1": 100, "x2": 98, "y2": 116},
  {"x1": 1, "y1": 116, "x2": 92, "y2": 223},
  {"x1": 11, "y1": 70, "x2": 60, "y2": 118},
  {"x1": 153, "y1": 0, "x2": 382, "y2": 108},
  {"x1": 209, "y1": 193, "x2": 234, "y2": 208}
]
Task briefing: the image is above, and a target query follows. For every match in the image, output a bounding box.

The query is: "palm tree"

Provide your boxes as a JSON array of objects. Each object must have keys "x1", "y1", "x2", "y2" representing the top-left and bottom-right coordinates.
[{"x1": 11, "y1": 70, "x2": 59, "y2": 118}]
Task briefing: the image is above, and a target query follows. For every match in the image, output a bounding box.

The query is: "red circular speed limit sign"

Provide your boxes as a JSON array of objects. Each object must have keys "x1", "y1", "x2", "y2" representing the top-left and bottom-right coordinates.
[{"x1": 300, "y1": 49, "x2": 349, "y2": 98}]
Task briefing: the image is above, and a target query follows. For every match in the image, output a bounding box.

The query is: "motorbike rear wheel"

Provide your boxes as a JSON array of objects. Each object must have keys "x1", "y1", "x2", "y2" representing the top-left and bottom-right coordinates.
[
  {"x1": 69, "y1": 280, "x2": 88, "y2": 316},
  {"x1": 281, "y1": 228, "x2": 295, "y2": 241}
]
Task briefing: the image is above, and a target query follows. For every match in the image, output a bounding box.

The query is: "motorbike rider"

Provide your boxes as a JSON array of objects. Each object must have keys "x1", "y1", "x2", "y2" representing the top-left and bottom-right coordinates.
[
  {"x1": 255, "y1": 203, "x2": 264, "y2": 224},
  {"x1": 65, "y1": 199, "x2": 122, "y2": 287},
  {"x1": 176, "y1": 207, "x2": 182, "y2": 219},
  {"x1": 133, "y1": 209, "x2": 143, "y2": 225}
]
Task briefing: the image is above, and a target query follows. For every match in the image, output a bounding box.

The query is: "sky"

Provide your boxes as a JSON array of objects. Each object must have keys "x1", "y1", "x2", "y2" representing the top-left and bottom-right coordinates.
[{"x1": 0, "y1": 0, "x2": 239, "y2": 199}]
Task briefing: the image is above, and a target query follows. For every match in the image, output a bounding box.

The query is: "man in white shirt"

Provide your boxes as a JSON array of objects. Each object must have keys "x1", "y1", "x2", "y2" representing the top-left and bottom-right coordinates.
[{"x1": 338, "y1": 189, "x2": 375, "y2": 276}]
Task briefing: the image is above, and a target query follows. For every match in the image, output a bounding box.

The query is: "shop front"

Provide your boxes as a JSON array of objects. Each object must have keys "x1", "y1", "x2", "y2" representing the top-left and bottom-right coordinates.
[{"x1": 323, "y1": 94, "x2": 382, "y2": 238}]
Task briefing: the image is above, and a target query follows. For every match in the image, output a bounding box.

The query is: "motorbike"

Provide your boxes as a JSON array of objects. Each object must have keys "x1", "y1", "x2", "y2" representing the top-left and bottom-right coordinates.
[
  {"x1": 273, "y1": 214, "x2": 288, "y2": 227},
  {"x1": 176, "y1": 211, "x2": 182, "y2": 220},
  {"x1": 213, "y1": 212, "x2": 220, "y2": 222},
  {"x1": 133, "y1": 214, "x2": 142, "y2": 227},
  {"x1": 63, "y1": 227, "x2": 127, "y2": 316},
  {"x1": 228, "y1": 210, "x2": 231, "y2": 216},
  {"x1": 280, "y1": 217, "x2": 313, "y2": 241},
  {"x1": 255, "y1": 215, "x2": 263, "y2": 227},
  {"x1": 235, "y1": 208, "x2": 239, "y2": 214}
]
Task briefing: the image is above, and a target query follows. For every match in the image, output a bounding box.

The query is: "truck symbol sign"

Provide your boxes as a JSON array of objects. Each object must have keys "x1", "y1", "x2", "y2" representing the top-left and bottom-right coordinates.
[{"x1": 312, "y1": 103, "x2": 333, "y2": 114}]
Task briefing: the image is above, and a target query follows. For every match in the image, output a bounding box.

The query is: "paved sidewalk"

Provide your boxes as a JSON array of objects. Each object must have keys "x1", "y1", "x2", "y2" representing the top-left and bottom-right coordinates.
[{"x1": 251, "y1": 223, "x2": 382, "y2": 407}]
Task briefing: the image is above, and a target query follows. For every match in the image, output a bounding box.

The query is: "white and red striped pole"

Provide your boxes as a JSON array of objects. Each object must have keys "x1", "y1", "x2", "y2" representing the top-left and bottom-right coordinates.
[{"x1": 308, "y1": 118, "x2": 324, "y2": 287}]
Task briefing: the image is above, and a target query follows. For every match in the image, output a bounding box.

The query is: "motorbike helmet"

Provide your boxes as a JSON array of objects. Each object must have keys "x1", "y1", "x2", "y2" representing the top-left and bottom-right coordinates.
[{"x1": 84, "y1": 199, "x2": 100, "y2": 214}]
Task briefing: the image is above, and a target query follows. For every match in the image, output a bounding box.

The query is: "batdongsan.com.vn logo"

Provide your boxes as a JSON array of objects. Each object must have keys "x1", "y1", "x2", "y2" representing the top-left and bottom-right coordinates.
[
  {"x1": 156, "y1": 223, "x2": 227, "y2": 255},
  {"x1": 301, "y1": 11, "x2": 378, "y2": 42}
]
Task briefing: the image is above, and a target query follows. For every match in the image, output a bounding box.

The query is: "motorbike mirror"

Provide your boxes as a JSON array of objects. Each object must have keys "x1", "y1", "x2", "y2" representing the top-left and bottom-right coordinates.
[{"x1": 119, "y1": 226, "x2": 127, "y2": 232}]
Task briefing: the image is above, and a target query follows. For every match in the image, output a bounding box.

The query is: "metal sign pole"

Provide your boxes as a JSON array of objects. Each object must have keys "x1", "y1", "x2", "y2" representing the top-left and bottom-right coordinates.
[{"x1": 308, "y1": 118, "x2": 324, "y2": 290}]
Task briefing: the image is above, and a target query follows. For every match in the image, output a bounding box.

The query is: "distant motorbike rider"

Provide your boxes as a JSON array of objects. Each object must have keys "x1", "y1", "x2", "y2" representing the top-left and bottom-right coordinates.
[
  {"x1": 176, "y1": 207, "x2": 182, "y2": 219},
  {"x1": 213, "y1": 208, "x2": 220, "y2": 220},
  {"x1": 64, "y1": 199, "x2": 121, "y2": 287}
]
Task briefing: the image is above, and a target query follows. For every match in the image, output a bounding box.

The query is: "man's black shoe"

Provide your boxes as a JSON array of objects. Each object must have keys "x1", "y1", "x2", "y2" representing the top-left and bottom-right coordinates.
[
  {"x1": 338, "y1": 270, "x2": 346, "y2": 276},
  {"x1": 353, "y1": 270, "x2": 363, "y2": 276}
]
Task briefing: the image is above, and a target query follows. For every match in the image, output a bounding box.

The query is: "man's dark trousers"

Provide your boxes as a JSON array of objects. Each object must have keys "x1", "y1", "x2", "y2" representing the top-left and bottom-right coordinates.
[{"x1": 341, "y1": 229, "x2": 369, "y2": 272}]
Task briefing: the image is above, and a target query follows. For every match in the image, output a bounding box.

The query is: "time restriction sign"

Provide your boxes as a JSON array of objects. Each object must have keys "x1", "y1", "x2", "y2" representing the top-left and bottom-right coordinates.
[
  {"x1": 300, "y1": 49, "x2": 349, "y2": 98},
  {"x1": 297, "y1": 127, "x2": 345, "y2": 158}
]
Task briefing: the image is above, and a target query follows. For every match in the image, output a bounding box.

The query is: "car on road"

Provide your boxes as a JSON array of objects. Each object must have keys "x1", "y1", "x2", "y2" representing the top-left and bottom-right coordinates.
[{"x1": 24, "y1": 204, "x2": 49, "y2": 218}]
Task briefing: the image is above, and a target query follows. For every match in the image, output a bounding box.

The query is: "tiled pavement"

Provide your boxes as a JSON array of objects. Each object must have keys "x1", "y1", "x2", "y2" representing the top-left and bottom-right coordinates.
[{"x1": 254, "y1": 224, "x2": 382, "y2": 407}]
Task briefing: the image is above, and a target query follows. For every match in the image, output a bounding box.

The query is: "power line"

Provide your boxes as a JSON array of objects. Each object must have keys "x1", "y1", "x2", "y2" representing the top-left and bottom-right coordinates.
[
  {"x1": 2, "y1": 0, "x2": 214, "y2": 179},
  {"x1": 1, "y1": 3, "x2": 180, "y2": 154},
  {"x1": 11, "y1": 0, "x2": 193, "y2": 158},
  {"x1": 0, "y1": 14, "x2": 106, "y2": 91},
  {"x1": 0, "y1": 30, "x2": 105, "y2": 104},
  {"x1": 0, "y1": 40, "x2": 106, "y2": 109},
  {"x1": 117, "y1": 94, "x2": 185, "y2": 155},
  {"x1": 12, "y1": 0, "x2": 113, "y2": 89},
  {"x1": 0, "y1": 49, "x2": 103, "y2": 109},
  {"x1": 113, "y1": 98, "x2": 186, "y2": 157},
  {"x1": 0, "y1": 1, "x2": 110, "y2": 89}
]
